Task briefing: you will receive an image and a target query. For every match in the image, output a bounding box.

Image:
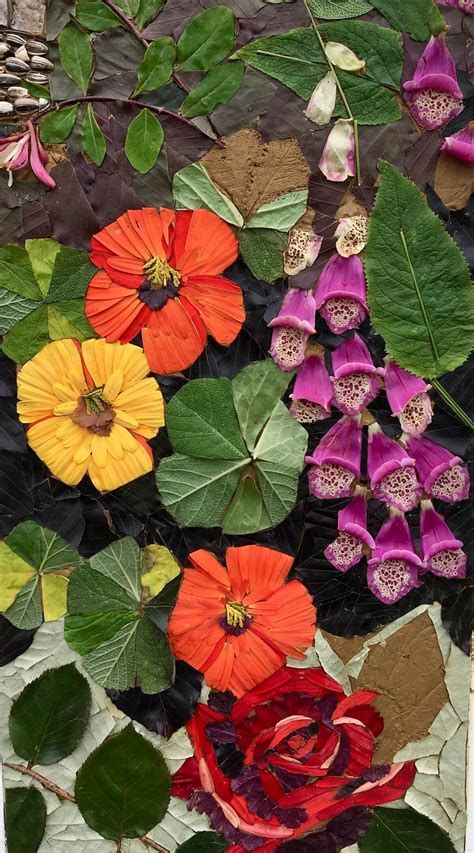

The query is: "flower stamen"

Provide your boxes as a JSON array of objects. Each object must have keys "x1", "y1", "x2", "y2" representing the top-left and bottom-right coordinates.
[
  {"x1": 225, "y1": 600, "x2": 251, "y2": 629},
  {"x1": 143, "y1": 256, "x2": 181, "y2": 289}
]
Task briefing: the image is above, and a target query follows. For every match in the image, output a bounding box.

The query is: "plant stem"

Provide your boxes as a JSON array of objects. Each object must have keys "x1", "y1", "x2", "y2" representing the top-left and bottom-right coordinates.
[
  {"x1": 303, "y1": 0, "x2": 361, "y2": 185},
  {"x1": 104, "y1": 0, "x2": 148, "y2": 48},
  {"x1": 431, "y1": 379, "x2": 474, "y2": 430},
  {"x1": 140, "y1": 836, "x2": 170, "y2": 852},
  {"x1": 399, "y1": 229, "x2": 440, "y2": 367},
  {"x1": 4, "y1": 761, "x2": 76, "y2": 802}
]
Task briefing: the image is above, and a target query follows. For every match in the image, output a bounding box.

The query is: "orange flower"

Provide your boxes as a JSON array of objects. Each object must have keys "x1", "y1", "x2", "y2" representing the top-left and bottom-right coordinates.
[
  {"x1": 85, "y1": 207, "x2": 244, "y2": 374},
  {"x1": 168, "y1": 545, "x2": 316, "y2": 697}
]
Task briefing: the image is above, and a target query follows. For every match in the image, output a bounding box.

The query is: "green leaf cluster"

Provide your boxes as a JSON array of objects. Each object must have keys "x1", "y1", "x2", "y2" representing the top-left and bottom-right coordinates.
[
  {"x1": 156, "y1": 360, "x2": 308, "y2": 533},
  {"x1": 65, "y1": 537, "x2": 176, "y2": 692},
  {"x1": 0, "y1": 522, "x2": 84, "y2": 629},
  {"x1": 365, "y1": 162, "x2": 474, "y2": 379},
  {"x1": 0, "y1": 239, "x2": 97, "y2": 364},
  {"x1": 233, "y1": 20, "x2": 403, "y2": 125},
  {"x1": 359, "y1": 805, "x2": 457, "y2": 852}
]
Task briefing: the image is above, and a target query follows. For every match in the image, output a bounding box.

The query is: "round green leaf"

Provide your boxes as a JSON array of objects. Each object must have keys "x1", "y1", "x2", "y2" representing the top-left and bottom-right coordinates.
[
  {"x1": 40, "y1": 104, "x2": 79, "y2": 143},
  {"x1": 177, "y1": 7, "x2": 236, "y2": 72},
  {"x1": 75, "y1": 0, "x2": 122, "y2": 31},
  {"x1": 58, "y1": 23, "x2": 93, "y2": 94},
  {"x1": 177, "y1": 833, "x2": 228, "y2": 853},
  {"x1": 125, "y1": 108, "x2": 164, "y2": 174},
  {"x1": 9, "y1": 663, "x2": 92, "y2": 765},
  {"x1": 6, "y1": 787, "x2": 47, "y2": 853},
  {"x1": 180, "y1": 61, "x2": 244, "y2": 118},
  {"x1": 134, "y1": 36, "x2": 176, "y2": 95},
  {"x1": 75, "y1": 724, "x2": 171, "y2": 840},
  {"x1": 359, "y1": 806, "x2": 457, "y2": 853},
  {"x1": 82, "y1": 104, "x2": 107, "y2": 165}
]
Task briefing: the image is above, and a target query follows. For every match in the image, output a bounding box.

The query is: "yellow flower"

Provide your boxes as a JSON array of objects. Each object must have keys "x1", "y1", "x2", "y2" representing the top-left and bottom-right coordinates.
[{"x1": 17, "y1": 338, "x2": 165, "y2": 491}]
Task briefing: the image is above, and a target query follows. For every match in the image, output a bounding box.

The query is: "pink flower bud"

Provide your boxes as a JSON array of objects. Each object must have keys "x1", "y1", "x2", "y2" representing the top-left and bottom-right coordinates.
[
  {"x1": 331, "y1": 334, "x2": 384, "y2": 415},
  {"x1": 325, "y1": 488, "x2": 375, "y2": 572},
  {"x1": 384, "y1": 360, "x2": 432, "y2": 436},
  {"x1": 403, "y1": 37, "x2": 463, "y2": 129},
  {"x1": 440, "y1": 124, "x2": 474, "y2": 164},
  {"x1": 367, "y1": 512, "x2": 423, "y2": 605},
  {"x1": 437, "y1": 0, "x2": 473, "y2": 13},
  {"x1": 419, "y1": 499, "x2": 467, "y2": 579},
  {"x1": 405, "y1": 434, "x2": 470, "y2": 503},
  {"x1": 304, "y1": 71, "x2": 337, "y2": 125},
  {"x1": 289, "y1": 351, "x2": 332, "y2": 423},
  {"x1": 306, "y1": 415, "x2": 362, "y2": 499},
  {"x1": 315, "y1": 254, "x2": 368, "y2": 334},
  {"x1": 268, "y1": 288, "x2": 316, "y2": 371},
  {"x1": 368, "y1": 423, "x2": 422, "y2": 512},
  {"x1": 319, "y1": 119, "x2": 355, "y2": 182}
]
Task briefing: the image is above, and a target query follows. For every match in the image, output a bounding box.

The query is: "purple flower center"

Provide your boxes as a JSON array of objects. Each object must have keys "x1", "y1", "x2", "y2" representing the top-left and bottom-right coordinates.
[
  {"x1": 375, "y1": 466, "x2": 421, "y2": 511},
  {"x1": 309, "y1": 463, "x2": 355, "y2": 499},
  {"x1": 220, "y1": 600, "x2": 253, "y2": 635},
  {"x1": 372, "y1": 559, "x2": 413, "y2": 603},
  {"x1": 289, "y1": 398, "x2": 329, "y2": 424},
  {"x1": 431, "y1": 465, "x2": 468, "y2": 503},
  {"x1": 138, "y1": 256, "x2": 181, "y2": 309}
]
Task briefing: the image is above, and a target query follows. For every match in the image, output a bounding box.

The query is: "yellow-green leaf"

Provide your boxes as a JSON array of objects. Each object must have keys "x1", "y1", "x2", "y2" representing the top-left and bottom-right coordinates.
[{"x1": 141, "y1": 545, "x2": 181, "y2": 597}]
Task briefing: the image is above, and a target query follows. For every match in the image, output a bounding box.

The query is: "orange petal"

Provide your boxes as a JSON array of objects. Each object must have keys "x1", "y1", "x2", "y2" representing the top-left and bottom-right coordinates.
[
  {"x1": 181, "y1": 275, "x2": 245, "y2": 345},
  {"x1": 86, "y1": 272, "x2": 150, "y2": 342},
  {"x1": 175, "y1": 209, "x2": 238, "y2": 277},
  {"x1": 141, "y1": 297, "x2": 207, "y2": 374},
  {"x1": 189, "y1": 549, "x2": 231, "y2": 590},
  {"x1": 226, "y1": 544, "x2": 294, "y2": 601}
]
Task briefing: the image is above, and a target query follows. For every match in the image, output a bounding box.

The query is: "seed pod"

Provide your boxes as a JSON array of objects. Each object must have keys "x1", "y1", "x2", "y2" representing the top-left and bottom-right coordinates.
[
  {"x1": 13, "y1": 96, "x2": 39, "y2": 114},
  {"x1": 0, "y1": 43, "x2": 10, "y2": 58},
  {"x1": 5, "y1": 33, "x2": 26, "y2": 47},
  {"x1": 26, "y1": 72, "x2": 49, "y2": 85},
  {"x1": 0, "y1": 100, "x2": 14, "y2": 114},
  {"x1": 7, "y1": 85, "x2": 29, "y2": 97},
  {"x1": 30, "y1": 56, "x2": 54, "y2": 72},
  {"x1": 26, "y1": 40, "x2": 49, "y2": 56},
  {"x1": 38, "y1": 97, "x2": 50, "y2": 111},
  {"x1": 15, "y1": 46, "x2": 30, "y2": 62},
  {"x1": 5, "y1": 57, "x2": 29, "y2": 75},
  {"x1": 0, "y1": 73, "x2": 22, "y2": 86}
]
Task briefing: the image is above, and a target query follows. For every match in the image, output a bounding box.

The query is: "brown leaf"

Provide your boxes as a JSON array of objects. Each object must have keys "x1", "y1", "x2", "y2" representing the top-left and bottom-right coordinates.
[
  {"x1": 434, "y1": 151, "x2": 474, "y2": 211},
  {"x1": 201, "y1": 128, "x2": 310, "y2": 221}
]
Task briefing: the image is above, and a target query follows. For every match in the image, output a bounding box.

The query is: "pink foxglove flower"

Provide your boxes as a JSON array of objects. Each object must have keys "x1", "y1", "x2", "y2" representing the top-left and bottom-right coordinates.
[
  {"x1": 319, "y1": 119, "x2": 355, "y2": 182},
  {"x1": 440, "y1": 124, "x2": 474, "y2": 163},
  {"x1": 437, "y1": 0, "x2": 473, "y2": 12},
  {"x1": 419, "y1": 499, "x2": 467, "y2": 579},
  {"x1": 325, "y1": 487, "x2": 375, "y2": 572},
  {"x1": 304, "y1": 71, "x2": 337, "y2": 125},
  {"x1": 0, "y1": 121, "x2": 55, "y2": 189},
  {"x1": 284, "y1": 229, "x2": 323, "y2": 275},
  {"x1": 315, "y1": 254, "x2": 368, "y2": 334},
  {"x1": 368, "y1": 423, "x2": 422, "y2": 511},
  {"x1": 403, "y1": 37, "x2": 463, "y2": 129},
  {"x1": 268, "y1": 287, "x2": 316, "y2": 371},
  {"x1": 331, "y1": 334, "x2": 384, "y2": 415},
  {"x1": 289, "y1": 350, "x2": 332, "y2": 423},
  {"x1": 384, "y1": 360, "x2": 433, "y2": 435},
  {"x1": 306, "y1": 414, "x2": 362, "y2": 499},
  {"x1": 367, "y1": 512, "x2": 423, "y2": 605},
  {"x1": 405, "y1": 434, "x2": 470, "y2": 503}
]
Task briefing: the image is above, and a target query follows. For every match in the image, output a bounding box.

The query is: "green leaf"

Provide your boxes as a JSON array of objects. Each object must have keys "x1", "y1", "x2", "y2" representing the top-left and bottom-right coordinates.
[
  {"x1": 58, "y1": 23, "x2": 93, "y2": 94},
  {"x1": 176, "y1": 833, "x2": 228, "y2": 853},
  {"x1": 23, "y1": 79, "x2": 51, "y2": 98},
  {"x1": 125, "y1": 108, "x2": 164, "y2": 173},
  {"x1": 254, "y1": 459, "x2": 301, "y2": 527},
  {"x1": 113, "y1": 0, "x2": 140, "y2": 15},
  {"x1": 238, "y1": 228, "x2": 285, "y2": 283},
  {"x1": 9, "y1": 664, "x2": 91, "y2": 764},
  {"x1": 40, "y1": 104, "x2": 79, "y2": 143},
  {"x1": 222, "y1": 473, "x2": 272, "y2": 534},
  {"x1": 306, "y1": 0, "x2": 373, "y2": 19},
  {"x1": 0, "y1": 242, "x2": 98, "y2": 363},
  {"x1": 165, "y1": 378, "x2": 248, "y2": 460},
  {"x1": 246, "y1": 190, "x2": 308, "y2": 230},
  {"x1": 65, "y1": 539, "x2": 175, "y2": 692},
  {"x1": 1, "y1": 521, "x2": 83, "y2": 629},
  {"x1": 232, "y1": 359, "x2": 292, "y2": 452},
  {"x1": 134, "y1": 37, "x2": 176, "y2": 95},
  {"x1": 75, "y1": 0, "x2": 122, "y2": 31},
  {"x1": 371, "y1": 0, "x2": 445, "y2": 41},
  {"x1": 82, "y1": 104, "x2": 107, "y2": 165},
  {"x1": 253, "y1": 400, "x2": 308, "y2": 468},
  {"x1": 177, "y1": 7, "x2": 236, "y2": 72},
  {"x1": 75, "y1": 724, "x2": 171, "y2": 839},
  {"x1": 145, "y1": 575, "x2": 181, "y2": 631},
  {"x1": 359, "y1": 806, "x2": 456, "y2": 853},
  {"x1": 318, "y1": 19, "x2": 403, "y2": 89},
  {"x1": 172, "y1": 162, "x2": 244, "y2": 227},
  {"x1": 135, "y1": 0, "x2": 166, "y2": 29},
  {"x1": 365, "y1": 161, "x2": 474, "y2": 379},
  {"x1": 6, "y1": 787, "x2": 47, "y2": 853},
  {"x1": 233, "y1": 28, "x2": 323, "y2": 100},
  {"x1": 334, "y1": 69, "x2": 401, "y2": 125},
  {"x1": 181, "y1": 61, "x2": 244, "y2": 117}
]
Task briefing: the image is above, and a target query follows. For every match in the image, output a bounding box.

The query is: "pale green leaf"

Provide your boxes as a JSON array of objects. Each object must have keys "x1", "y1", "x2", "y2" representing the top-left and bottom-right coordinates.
[
  {"x1": 113, "y1": 0, "x2": 140, "y2": 15},
  {"x1": 82, "y1": 104, "x2": 107, "y2": 165},
  {"x1": 172, "y1": 162, "x2": 244, "y2": 227},
  {"x1": 255, "y1": 460, "x2": 301, "y2": 526},
  {"x1": 177, "y1": 7, "x2": 236, "y2": 72},
  {"x1": 125, "y1": 108, "x2": 164, "y2": 173},
  {"x1": 307, "y1": 0, "x2": 373, "y2": 19},
  {"x1": 253, "y1": 399, "x2": 308, "y2": 468},
  {"x1": 246, "y1": 190, "x2": 308, "y2": 230},
  {"x1": 136, "y1": 616, "x2": 175, "y2": 693},
  {"x1": 371, "y1": 0, "x2": 445, "y2": 41},
  {"x1": 82, "y1": 619, "x2": 139, "y2": 689},
  {"x1": 58, "y1": 23, "x2": 93, "y2": 94},
  {"x1": 135, "y1": 0, "x2": 166, "y2": 29},
  {"x1": 181, "y1": 61, "x2": 244, "y2": 118},
  {"x1": 365, "y1": 161, "x2": 474, "y2": 378},
  {"x1": 238, "y1": 228, "x2": 285, "y2": 283},
  {"x1": 222, "y1": 473, "x2": 272, "y2": 535},
  {"x1": 134, "y1": 37, "x2": 176, "y2": 95},
  {"x1": 4, "y1": 577, "x2": 42, "y2": 630},
  {"x1": 232, "y1": 359, "x2": 292, "y2": 452},
  {"x1": 89, "y1": 536, "x2": 142, "y2": 601},
  {"x1": 25, "y1": 239, "x2": 60, "y2": 297}
]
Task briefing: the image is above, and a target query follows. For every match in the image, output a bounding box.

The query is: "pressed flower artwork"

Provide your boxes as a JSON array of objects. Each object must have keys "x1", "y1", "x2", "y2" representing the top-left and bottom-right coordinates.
[{"x1": 0, "y1": 2, "x2": 472, "y2": 853}]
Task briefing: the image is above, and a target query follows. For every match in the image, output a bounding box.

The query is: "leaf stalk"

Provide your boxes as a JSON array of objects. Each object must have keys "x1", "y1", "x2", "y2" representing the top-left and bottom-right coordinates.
[
  {"x1": 431, "y1": 379, "x2": 474, "y2": 431},
  {"x1": 399, "y1": 229, "x2": 440, "y2": 367}
]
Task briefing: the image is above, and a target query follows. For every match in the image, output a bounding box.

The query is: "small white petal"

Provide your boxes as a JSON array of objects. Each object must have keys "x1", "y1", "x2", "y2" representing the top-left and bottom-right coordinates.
[
  {"x1": 319, "y1": 119, "x2": 356, "y2": 182},
  {"x1": 325, "y1": 41, "x2": 366, "y2": 72},
  {"x1": 304, "y1": 70, "x2": 337, "y2": 125}
]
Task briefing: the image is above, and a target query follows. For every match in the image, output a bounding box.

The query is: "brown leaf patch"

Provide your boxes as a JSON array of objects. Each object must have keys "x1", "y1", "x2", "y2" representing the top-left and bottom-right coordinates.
[
  {"x1": 434, "y1": 151, "x2": 474, "y2": 211},
  {"x1": 201, "y1": 128, "x2": 310, "y2": 221}
]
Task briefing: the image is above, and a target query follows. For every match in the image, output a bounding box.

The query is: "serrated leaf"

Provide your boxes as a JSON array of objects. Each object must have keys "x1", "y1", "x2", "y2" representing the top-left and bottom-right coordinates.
[
  {"x1": 318, "y1": 19, "x2": 403, "y2": 89},
  {"x1": 0, "y1": 241, "x2": 97, "y2": 363},
  {"x1": 65, "y1": 539, "x2": 175, "y2": 693},
  {"x1": 9, "y1": 663, "x2": 91, "y2": 764},
  {"x1": 135, "y1": 0, "x2": 166, "y2": 29},
  {"x1": 371, "y1": 0, "x2": 445, "y2": 41},
  {"x1": 307, "y1": 0, "x2": 373, "y2": 19},
  {"x1": 134, "y1": 37, "x2": 176, "y2": 95},
  {"x1": 75, "y1": 0, "x2": 122, "y2": 31},
  {"x1": 365, "y1": 161, "x2": 474, "y2": 378},
  {"x1": 232, "y1": 359, "x2": 292, "y2": 452},
  {"x1": 6, "y1": 787, "x2": 47, "y2": 853},
  {"x1": 82, "y1": 104, "x2": 106, "y2": 165},
  {"x1": 75, "y1": 724, "x2": 171, "y2": 839},
  {"x1": 238, "y1": 228, "x2": 285, "y2": 283},
  {"x1": 246, "y1": 190, "x2": 308, "y2": 230},
  {"x1": 176, "y1": 833, "x2": 228, "y2": 853},
  {"x1": 39, "y1": 104, "x2": 79, "y2": 143},
  {"x1": 177, "y1": 7, "x2": 236, "y2": 72},
  {"x1": 359, "y1": 806, "x2": 456, "y2": 852},
  {"x1": 181, "y1": 61, "x2": 244, "y2": 118},
  {"x1": 1, "y1": 521, "x2": 83, "y2": 629},
  {"x1": 172, "y1": 162, "x2": 244, "y2": 227},
  {"x1": 58, "y1": 23, "x2": 93, "y2": 94},
  {"x1": 125, "y1": 108, "x2": 164, "y2": 173}
]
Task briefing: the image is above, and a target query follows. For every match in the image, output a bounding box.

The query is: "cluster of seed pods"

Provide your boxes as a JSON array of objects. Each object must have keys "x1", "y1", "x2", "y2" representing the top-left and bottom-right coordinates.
[
  {"x1": 268, "y1": 216, "x2": 469, "y2": 605},
  {"x1": 0, "y1": 31, "x2": 51, "y2": 117}
]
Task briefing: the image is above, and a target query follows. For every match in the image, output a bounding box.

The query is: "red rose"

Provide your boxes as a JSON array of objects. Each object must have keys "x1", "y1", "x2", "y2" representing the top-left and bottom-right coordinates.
[{"x1": 172, "y1": 666, "x2": 416, "y2": 852}]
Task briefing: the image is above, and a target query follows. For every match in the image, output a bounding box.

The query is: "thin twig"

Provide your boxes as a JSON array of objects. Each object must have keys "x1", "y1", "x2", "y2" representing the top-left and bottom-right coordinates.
[
  {"x1": 431, "y1": 379, "x2": 474, "y2": 431},
  {"x1": 104, "y1": 0, "x2": 148, "y2": 48},
  {"x1": 140, "y1": 837, "x2": 170, "y2": 853},
  {"x1": 4, "y1": 761, "x2": 76, "y2": 802}
]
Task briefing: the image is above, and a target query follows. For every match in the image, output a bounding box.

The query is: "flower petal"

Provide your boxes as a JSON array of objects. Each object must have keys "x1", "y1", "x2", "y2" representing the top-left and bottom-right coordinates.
[
  {"x1": 141, "y1": 296, "x2": 207, "y2": 374},
  {"x1": 181, "y1": 275, "x2": 245, "y2": 345}
]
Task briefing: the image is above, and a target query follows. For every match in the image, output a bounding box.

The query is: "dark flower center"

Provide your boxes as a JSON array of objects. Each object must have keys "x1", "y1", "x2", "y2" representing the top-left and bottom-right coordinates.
[
  {"x1": 72, "y1": 386, "x2": 115, "y2": 435},
  {"x1": 138, "y1": 256, "x2": 181, "y2": 309}
]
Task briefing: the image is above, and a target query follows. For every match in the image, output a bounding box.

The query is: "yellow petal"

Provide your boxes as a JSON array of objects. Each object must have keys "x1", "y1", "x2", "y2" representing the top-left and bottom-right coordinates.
[
  {"x1": 73, "y1": 442, "x2": 91, "y2": 464},
  {"x1": 103, "y1": 369, "x2": 124, "y2": 403},
  {"x1": 89, "y1": 437, "x2": 151, "y2": 491},
  {"x1": 53, "y1": 401, "x2": 77, "y2": 416},
  {"x1": 0, "y1": 542, "x2": 36, "y2": 611},
  {"x1": 141, "y1": 545, "x2": 181, "y2": 598},
  {"x1": 52, "y1": 382, "x2": 77, "y2": 403},
  {"x1": 91, "y1": 434, "x2": 108, "y2": 468},
  {"x1": 28, "y1": 420, "x2": 90, "y2": 485},
  {"x1": 41, "y1": 574, "x2": 68, "y2": 622},
  {"x1": 114, "y1": 408, "x2": 140, "y2": 430}
]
